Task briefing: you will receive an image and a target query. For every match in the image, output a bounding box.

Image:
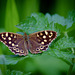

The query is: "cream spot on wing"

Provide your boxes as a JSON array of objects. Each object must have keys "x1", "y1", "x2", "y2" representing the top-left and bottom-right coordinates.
[
  {"x1": 6, "y1": 32, "x2": 8, "y2": 37},
  {"x1": 37, "y1": 34, "x2": 39, "y2": 37},
  {"x1": 44, "y1": 40, "x2": 47, "y2": 42},
  {"x1": 3, "y1": 37, "x2": 6, "y2": 40},
  {"x1": 36, "y1": 48, "x2": 40, "y2": 51},
  {"x1": 13, "y1": 47, "x2": 16, "y2": 50},
  {"x1": 40, "y1": 33, "x2": 43, "y2": 36},
  {"x1": 14, "y1": 35, "x2": 16, "y2": 38},
  {"x1": 45, "y1": 31, "x2": 48, "y2": 35},
  {"x1": 50, "y1": 32, "x2": 53, "y2": 37},
  {"x1": 8, "y1": 37, "x2": 11, "y2": 40},
  {"x1": 1, "y1": 34, "x2": 6, "y2": 40},
  {"x1": 20, "y1": 50, "x2": 24, "y2": 53},
  {"x1": 49, "y1": 39, "x2": 51, "y2": 41},
  {"x1": 15, "y1": 45, "x2": 18, "y2": 47},
  {"x1": 49, "y1": 35, "x2": 51, "y2": 38},
  {"x1": 10, "y1": 34, "x2": 13, "y2": 37},
  {"x1": 43, "y1": 35, "x2": 46, "y2": 39},
  {"x1": 16, "y1": 48, "x2": 19, "y2": 52},
  {"x1": 12, "y1": 43, "x2": 15, "y2": 46},
  {"x1": 1, "y1": 34, "x2": 4, "y2": 39},
  {"x1": 9, "y1": 41, "x2": 11, "y2": 44},
  {"x1": 40, "y1": 46, "x2": 44, "y2": 49},
  {"x1": 41, "y1": 42, "x2": 44, "y2": 44},
  {"x1": 1, "y1": 34, "x2": 4, "y2": 37},
  {"x1": 50, "y1": 32, "x2": 53, "y2": 35}
]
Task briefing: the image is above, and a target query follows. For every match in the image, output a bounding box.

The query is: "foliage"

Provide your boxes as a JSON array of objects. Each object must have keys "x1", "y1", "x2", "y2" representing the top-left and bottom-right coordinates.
[{"x1": 0, "y1": 12, "x2": 75, "y2": 75}]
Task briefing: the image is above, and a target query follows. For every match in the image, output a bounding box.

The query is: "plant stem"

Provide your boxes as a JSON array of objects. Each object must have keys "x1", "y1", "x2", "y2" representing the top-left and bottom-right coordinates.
[
  {"x1": 65, "y1": 32, "x2": 74, "y2": 75},
  {"x1": 67, "y1": 58, "x2": 74, "y2": 75}
]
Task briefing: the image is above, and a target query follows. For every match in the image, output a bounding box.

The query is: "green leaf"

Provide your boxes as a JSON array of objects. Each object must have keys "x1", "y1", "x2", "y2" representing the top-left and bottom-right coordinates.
[
  {"x1": 53, "y1": 37, "x2": 75, "y2": 49},
  {"x1": 16, "y1": 13, "x2": 58, "y2": 34},
  {"x1": 16, "y1": 16, "x2": 37, "y2": 34},
  {"x1": 5, "y1": 0, "x2": 19, "y2": 32},
  {"x1": 0, "y1": 69, "x2": 2, "y2": 75},
  {"x1": 0, "y1": 54, "x2": 38, "y2": 65},
  {"x1": 6, "y1": 70, "x2": 31, "y2": 75},
  {"x1": 45, "y1": 37, "x2": 75, "y2": 65},
  {"x1": 45, "y1": 13, "x2": 74, "y2": 29},
  {"x1": 43, "y1": 48, "x2": 75, "y2": 65},
  {"x1": 66, "y1": 10, "x2": 75, "y2": 32},
  {"x1": 0, "y1": 55, "x2": 28, "y2": 65},
  {"x1": 67, "y1": 10, "x2": 75, "y2": 22}
]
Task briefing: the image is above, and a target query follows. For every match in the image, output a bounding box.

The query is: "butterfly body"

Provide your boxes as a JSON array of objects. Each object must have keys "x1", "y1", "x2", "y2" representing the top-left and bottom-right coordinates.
[{"x1": 0, "y1": 30, "x2": 57, "y2": 56}]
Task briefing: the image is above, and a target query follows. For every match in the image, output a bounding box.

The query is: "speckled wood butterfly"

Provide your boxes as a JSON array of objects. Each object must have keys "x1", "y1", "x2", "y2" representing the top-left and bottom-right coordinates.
[{"x1": 0, "y1": 30, "x2": 57, "y2": 56}]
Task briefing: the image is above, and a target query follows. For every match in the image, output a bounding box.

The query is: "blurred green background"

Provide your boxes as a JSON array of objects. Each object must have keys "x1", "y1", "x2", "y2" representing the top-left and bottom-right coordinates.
[
  {"x1": 0, "y1": 0, "x2": 75, "y2": 75},
  {"x1": 0, "y1": 0, "x2": 75, "y2": 32}
]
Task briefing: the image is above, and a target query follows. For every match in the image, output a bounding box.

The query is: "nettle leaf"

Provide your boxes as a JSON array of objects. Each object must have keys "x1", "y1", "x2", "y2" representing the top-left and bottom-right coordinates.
[
  {"x1": 45, "y1": 13, "x2": 74, "y2": 29},
  {"x1": 16, "y1": 13, "x2": 57, "y2": 34},
  {"x1": 46, "y1": 37, "x2": 75, "y2": 64},
  {"x1": 16, "y1": 16, "x2": 37, "y2": 34},
  {"x1": 45, "y1": 49, "x2": 75, "y2": 65},
  {"x1": 31, "y1": 13, "x2": 49, "y2": 31},
  {"x1": 66, "y1": 11, "x2": 75, "y2": 32},
  {"x1": 53, "y1": 37, "x2": 75, "y2": 49}
]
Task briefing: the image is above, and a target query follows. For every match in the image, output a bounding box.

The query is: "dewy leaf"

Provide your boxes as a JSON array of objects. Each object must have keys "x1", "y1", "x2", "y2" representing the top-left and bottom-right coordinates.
[
  {"x1": 53, "y1": 37, "x2": 75, "y2": 50},
  {"x1": 45, "y1": 13, "x2": 74, "y2": 29}
]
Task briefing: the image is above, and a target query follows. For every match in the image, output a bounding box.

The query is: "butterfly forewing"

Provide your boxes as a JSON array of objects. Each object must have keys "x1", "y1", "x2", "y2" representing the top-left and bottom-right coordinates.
[
  {"x1": 0, "y1": 32, "x2": 28, "y2": 56},
  {"x1": 29, "y1": 30, "x2": 57, "y2": 54}
]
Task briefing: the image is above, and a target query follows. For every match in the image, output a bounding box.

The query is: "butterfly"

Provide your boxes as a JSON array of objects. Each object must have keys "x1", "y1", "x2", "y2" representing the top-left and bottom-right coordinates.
[{"x1": 0, "y1": 30, "x2": 57, "y2": 56}]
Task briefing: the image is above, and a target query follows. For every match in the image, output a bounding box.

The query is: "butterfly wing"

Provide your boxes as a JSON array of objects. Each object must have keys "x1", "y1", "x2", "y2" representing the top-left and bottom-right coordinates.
[
  {"x1": 0, "y1": 32, "x2": 28, "y2": 56},
  {"x1": 28, "y1": 30, "x2": 57, "y2": 54}
]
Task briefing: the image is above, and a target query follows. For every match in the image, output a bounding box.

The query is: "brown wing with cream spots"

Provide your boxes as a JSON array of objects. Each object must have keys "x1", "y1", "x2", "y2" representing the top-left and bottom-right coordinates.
[
  {"x1": 28, "y1": 30, "x2": 57, "y2": 54},
  {"x1": 0, "y1": 32, "x2": 28, "y2": 56}
]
